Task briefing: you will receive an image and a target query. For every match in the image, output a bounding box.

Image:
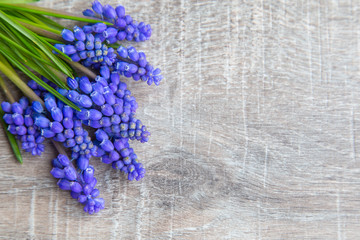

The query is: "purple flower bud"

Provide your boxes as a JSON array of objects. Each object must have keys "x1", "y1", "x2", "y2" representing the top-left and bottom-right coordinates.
[
  {"x1": 100, "y1": 66, "x2": 110, "y2": 79},
  {"x1": 120, "y1": 148, "x2": 130, "y2": 158},
  {"x1": 103, "y1": 4, "x2": 116, "y2": 19},
  {"x1": 125, "y1": 25, "x2": 134, "y2": 34},
  {"x1": 67, "y1": 90, "x2": 80, "y2": 103},
  {"x1": 90, "y1": 91, "x2": 105, "y2": 106},
  {"x1": 50, "y1": 121, "x2": 64, "y2": 134},
  {"x1": 112, "y1": 103, "x2": 123, "y2": 115},
  {"x1": 88, "y1": 109, "x2": 102, "y2": 121},
  {"x1": 78, "y1": 194, "x2": 87, "y2": 203},
  {"x1": 61, "y1": 29, "x2": 75, "y2": 42},
  {"x1": 103, "y1": 89, "x2": 115, "y2": 105},
  {"x1": 51, "y1": 107, "x2": 63, "y2": 122},
  {"x1": 62, "y1": 45, "x2": 77, "y2": 55},
  {"x1": 95, "y1": 76, "x2": 108, "y2": 87},
  {"x1": 64, "y1": 129, "x2": 74, "y2": 139},
  {"x1": 27, "y1": 80, "x2": 38, "y2": 90},
  {"x1": 103, "y1": 27, "x2": 117, "y2": 39},
  {"x1": 99, "y1": 117, "x2": 111, "y2": 127},
  {"x1": 82, "y1": 9, "x2": 95, "y2": 17},
  {"x1": 76, "y1": 109, "x2": 90, "y2": 120},
  {"x1": 109, "y1": 150, "x2": 120, "y2": 161},
  {"x1": 77, "y1": 95, "x2": 92, "y2": 108},
  {"x1": 82, "y1": 25, "x2": 92, "y2": 34},
  {"x1": 58, "y1": 179, "x2": 71, "y2": 190},
  {"x1": 92, "y1": 82, "x2": 104, "y2": 93},
  {"x1": 91, "y1": 188, "x2": 100, "y2": 198},
  {"x1": 54, "y1": 133, "x2": 66, "y2": 142},
  {"x1": 95, "y1": 129, "x2": 108, "y2": 142},
  {"x1": 67, "y1": 77, "x2": 79, "y2": 90},
  {"x1": 65, "y1": 138, "x2": 76, "y2": 148},
  {"x1": 41, "y1": 128, "x2": 55, "y2": 138},
  {"x1": 128, "y1": 64, "x2": 138, "y2": 73},
  {"x1": 75, "y1": 135, "x2": 84, "y2": 144},
  {"x1": 116, "y1": 31, "x2": 126, "y2": 41},
  {"x1": 87, "y1": 120, "x2": 100, "y2": 128},
  {"x1": 79, "y1": 50, "x2": 87, "y2": 59},
  {"x1": 86, "y1": 41, "x2": 94, "y2": 50},
  {"x1": 71, "y1": 191, "x2": 80, "y2": 199},
  {"x1": 120, "y1": 113, "x2": 129, "y2": 122},
  {"x1": 62, "y1": 118, "x2": 73, "y2": 129},
  {"x1": 11, "y1": 103, "x2": 23, "y2": 114},
  {"x1": 138, "y1": 52, "x2": 147, "y2": 67},
  {"x1": 108, "y1": 73, "x2": 119, "y2": 86},
  {"x1": 127, "y1": 46, "x2": 139, "y2": 61},
  {"x1": 115, "y1": 5, "x2": 125, "y2": 18},
  {"x1": 7, "y1": 125, "x2": 17, "y2": 134},
  {"x1": 74, "y1": 120, "x2": 82, "y2": 128},
  {"x1": 79, "y1": 76, "x2": 92, "y2": 94},
  {"x1": 100, "y1": 139, "x2": 114, "y2": 152},
  {"x1": 74, "y1": 25, "x2": 86, "y2": 41},
  {"x1": 52, "y1": 158, "x2": 63, "y2": 169},
  {"x1": 51, "y1": 168, "x2": 65, "y2": 178},
  {"x1": 112, "y1": 160, "x2": 124, "y2": 170},
  {"x1": 92, "y1": 0, "x2": 103, "y2": 14},
  {"x1": 57, "y1": 88, "x2": 68, "y2": 97},
  {"x1": 83, "y1": 166, "x2": 94, "y2": 183},
  {"x1": 3, "y1": 114, "x2": 13, "y2": 125},
  {"x1": 36, "y1": 135, "x2": 44, "y2": 144},
  {"x1": 64, "y1": 166, "x2": 77, "y2": 181},
  {"x1": 19, "y1": 97, "x2": 29, "y2": 109},
  {"x1": 92, "y1": 23, "x2": 107, "y2": 33},
  {"x1": 83, "y1": 184, "x2": 93, "y2": 196},
  {"x1": 70, "y1": 182, "x2": 83, "y2": 193},
  {"x1": 101, "y1": 155, "x2": 112, "y2": 164},
  {"x1": 1, "y1": 102, "x2": 11, "y2": 112},
  {"x1": 101, "y1": 104, "x2": 114, "y2": 116},
  {"x1": 94, "y1": 198, "x2": 105, "y2": 209},
  {"x1": 62, "y1": 105, "x2": 73, "y2": 119},
  {"x1": 77, "y1": 155, "x2": 89, "y2": 170},
  {"x1": 35, "y1": 115, "x2": 50, "y2": 128},
  {"x1": 12, "y1": 113, "x2": 24, "y2": 126},
  {"x1": 111, "y1": 115, "x2": 121, "y2": 125},
  {"x1": 58, "y1": 154, "x2": 70, "y2": 167},
  {"x1": 16, "y1": 126, "x2": 27, "y2": 135}
]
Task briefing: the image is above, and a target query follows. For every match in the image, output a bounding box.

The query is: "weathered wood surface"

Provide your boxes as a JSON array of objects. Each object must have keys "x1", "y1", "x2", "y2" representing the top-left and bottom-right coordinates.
[{"x1": 0, "y1": 0, "x2": 360, "y2": 239}]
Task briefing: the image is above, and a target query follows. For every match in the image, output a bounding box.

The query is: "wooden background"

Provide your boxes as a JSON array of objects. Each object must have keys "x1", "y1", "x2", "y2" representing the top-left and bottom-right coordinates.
[{"x1": 0, "y1": 0, "x2": 359, "y2": 239}]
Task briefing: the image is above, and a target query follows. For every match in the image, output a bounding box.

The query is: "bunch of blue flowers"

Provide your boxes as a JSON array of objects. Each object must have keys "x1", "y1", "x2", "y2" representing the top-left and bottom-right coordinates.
[{"x1": 0, "y1": 0, "x2": 161, "y2": 214}]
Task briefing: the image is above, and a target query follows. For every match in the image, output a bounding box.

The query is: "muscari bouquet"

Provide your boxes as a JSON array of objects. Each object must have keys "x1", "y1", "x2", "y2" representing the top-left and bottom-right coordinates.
[{"x1": 0, "y1": 0, "x2": 162, "y2": 214}]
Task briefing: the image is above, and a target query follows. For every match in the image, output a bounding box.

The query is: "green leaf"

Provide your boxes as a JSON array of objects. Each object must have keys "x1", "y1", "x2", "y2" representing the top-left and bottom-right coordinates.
[
  {"x1": 0, "y1": 0, "x2": 39, "y2": 3},
  {"x1": 0, "y1": 31, "x2": 59, "y2": 69},
  {"x1": 13, "y1": 16, "x2": 61, "y2": 35},
  {"x1": 0, "y1": 105, "x2": 23, "y2": 164},
  {"x1": 0, "y1": 3, "x2": 111, "y2": 24},
  {"x1": 0, "y1": 10, "x2": 73, "y2": 78},
  {"x1": 0, "y1": 45, "x2": 80, "y2": 111},
  {"x1": 33, "y1": 13, "x2": 64, "y2": 31}
]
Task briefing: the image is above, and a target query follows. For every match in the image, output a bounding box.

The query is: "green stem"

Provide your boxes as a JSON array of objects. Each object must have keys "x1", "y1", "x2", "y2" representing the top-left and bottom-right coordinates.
[
  {"x1": 0, "y1": 75, "x2": 23, "y2": 164},
  {"x1": 60, "y1": 56, "x2": 97, "y2": 80},
  {"x1": 0, "y1": 58, "x2": 43, "y2": 104},
  {"x1": 15, "y1": 19, "x2": 62, "y2": 41},
  {"x1": 14, "y1": 17, "x2": 61, "y2": 35}
]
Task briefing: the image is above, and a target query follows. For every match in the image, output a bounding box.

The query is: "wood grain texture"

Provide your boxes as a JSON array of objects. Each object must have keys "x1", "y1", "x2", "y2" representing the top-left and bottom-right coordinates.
[{"x1": 0, "y1": 0, "x2": 359, "y2": 239}]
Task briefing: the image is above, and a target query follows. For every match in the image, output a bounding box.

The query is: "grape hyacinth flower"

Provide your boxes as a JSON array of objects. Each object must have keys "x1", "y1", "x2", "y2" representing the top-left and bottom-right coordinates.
[
  {"x1": 83, "y1": 0, "x2": 152, "y2": 42},
  {"x1": 55, "y1": 29, "x2": 117, "y2": 67},
  {"x1": 115, "y1": 46, "x2": 163, "y2": 86},
  {"x1": 1, "y1": 99, "x2": 44, "y2": 155},
  {"x1": 51, "y1": 154, "x2": 104, "y2": 214}
]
